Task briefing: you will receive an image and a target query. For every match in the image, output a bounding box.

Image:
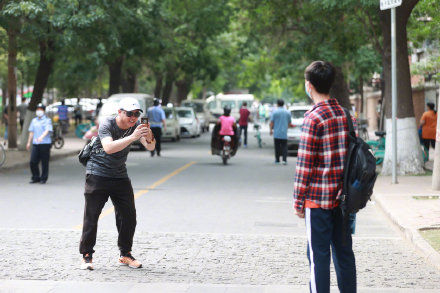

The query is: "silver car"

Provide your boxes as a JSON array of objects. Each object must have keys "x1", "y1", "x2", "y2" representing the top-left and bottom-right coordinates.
[
  {"x1": 181, "y1": 100, "x2": 212, "y2": 132},
  {"x1": 176, "y1": 107, "x2": 201, "y2": 138},
  {"x1": 162, "y1": 107, "x2": 181, "y2": 141},
  {"x1": 287, "y1": 105, "x2": 312, "y2": 156}
]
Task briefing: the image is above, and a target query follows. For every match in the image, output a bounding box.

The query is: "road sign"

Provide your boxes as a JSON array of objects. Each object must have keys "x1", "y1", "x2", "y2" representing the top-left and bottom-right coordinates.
[{"x1": 380, "y1": 0, "x2": 402, "y2": 10}]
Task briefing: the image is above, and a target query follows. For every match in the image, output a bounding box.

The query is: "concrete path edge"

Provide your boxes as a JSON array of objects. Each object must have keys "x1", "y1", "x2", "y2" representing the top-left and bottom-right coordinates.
[
  {"x1": 1, "y1": 150, "x2": 79, "y2": 170},
  {"x1": 374, "y1": 193, "x2": 440, "y2": 271}
]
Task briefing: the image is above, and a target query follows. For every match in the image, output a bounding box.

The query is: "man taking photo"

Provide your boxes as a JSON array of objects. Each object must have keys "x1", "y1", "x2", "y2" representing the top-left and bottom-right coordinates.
[{"x1": 79, "y1": 97, "x2": 155, "y2": 270}]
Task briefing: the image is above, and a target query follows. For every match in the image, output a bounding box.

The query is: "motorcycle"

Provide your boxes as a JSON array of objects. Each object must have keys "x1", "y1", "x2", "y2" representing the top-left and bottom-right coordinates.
[
  {"x1": 211, "y1": 123, "x2": 239, "y2": 165},
  {"x1": 221, "y1": 135, "x2": 232, "y2": 165}
]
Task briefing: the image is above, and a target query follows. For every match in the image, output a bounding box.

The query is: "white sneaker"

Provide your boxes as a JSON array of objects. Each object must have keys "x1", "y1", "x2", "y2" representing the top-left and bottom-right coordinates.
[
  {"x1": 119, "y1": 253, "x2": 142, "y2": 269},
  {"x1": 80, "y1": 254, "x2": 94, "y2": 270}
]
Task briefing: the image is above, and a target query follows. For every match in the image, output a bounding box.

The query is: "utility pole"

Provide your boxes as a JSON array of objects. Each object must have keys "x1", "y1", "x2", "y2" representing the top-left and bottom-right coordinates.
[
  {"x1": 432, "y1": 92, "x2": 440, "y2": 190},
  {"x1": 380, "y1": 0, "x2": 402, "y2": 184}
]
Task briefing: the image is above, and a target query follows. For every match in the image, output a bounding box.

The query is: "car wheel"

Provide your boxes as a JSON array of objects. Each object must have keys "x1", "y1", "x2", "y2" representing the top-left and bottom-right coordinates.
[{"x1": 176, "y1": 135, "x2": 180, "y2": 141}]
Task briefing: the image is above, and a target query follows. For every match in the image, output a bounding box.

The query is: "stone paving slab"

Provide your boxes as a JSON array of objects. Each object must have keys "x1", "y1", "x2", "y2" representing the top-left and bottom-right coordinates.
[
  {"x1": 2, "y1": 280, "x2": 440, "y2": 293},
  {"x1": 1, "y1": 230, "x2": 439, "y2": 290}
]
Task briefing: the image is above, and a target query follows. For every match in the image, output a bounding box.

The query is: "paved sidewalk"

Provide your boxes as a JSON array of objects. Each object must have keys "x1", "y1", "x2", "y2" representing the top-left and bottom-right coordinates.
[
  {"x1": 0, "y1": 136, "x2": 84, "y2": 170},
  {"x1": 373, "y1": 171, "x2": 440, "y2": 271},
  {"x1": 1, "y1": 280, "x2": 438, "y2": 293}
]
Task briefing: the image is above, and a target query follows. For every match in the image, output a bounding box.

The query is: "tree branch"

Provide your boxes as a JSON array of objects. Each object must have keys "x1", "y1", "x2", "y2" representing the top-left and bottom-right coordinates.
[{"x1": 365, "y1": 9, "x2": 383, "y2": 55}]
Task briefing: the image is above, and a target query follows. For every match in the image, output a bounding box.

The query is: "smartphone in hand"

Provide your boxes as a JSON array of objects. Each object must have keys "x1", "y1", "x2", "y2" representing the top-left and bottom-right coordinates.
[{"x1": 141, "y1": 117, "x2": 149, "y2": 125}]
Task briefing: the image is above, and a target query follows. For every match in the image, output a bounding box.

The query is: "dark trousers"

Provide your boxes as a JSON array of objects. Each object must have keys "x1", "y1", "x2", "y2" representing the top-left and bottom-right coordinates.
[
  {"x1": 151, "y1": 127, "x2": 162, "y2": 155},
  {"x1": 30, "y1": 144, "x2": 51, "y2": 182},
  {"x1": 20, "y1": 119, "x2": 24, "y2": 131},
  {"x1": 306, "y1": 207, "x2": 356, "y2": 293},
  {"x1": 239, "y1": 125, "x2": 248, "y2": 145},
  {"x1": 274, "y1": 138, "x2": 287, "y2": 162},
  {"x1": 79, "y1": 174, "x2": 137, "y2": 255},
  {"x1": 423, "y1": 139, "x2": 435, "y2": 150}
]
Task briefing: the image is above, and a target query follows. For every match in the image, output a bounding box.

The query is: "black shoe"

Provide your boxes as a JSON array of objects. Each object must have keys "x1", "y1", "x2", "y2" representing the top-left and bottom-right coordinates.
[
  {"x1": 157, "y1": 153, "x2": 161, "y2": 157},
  {"x1": 29, "y1": 180, "x2": 40, "y2": 184},
  {"x1": 40, "y1": 181, "x2": 47, "y2": 184},
  {"x1": 150, "y1": 152, "x2": 155, "y2": 157}
]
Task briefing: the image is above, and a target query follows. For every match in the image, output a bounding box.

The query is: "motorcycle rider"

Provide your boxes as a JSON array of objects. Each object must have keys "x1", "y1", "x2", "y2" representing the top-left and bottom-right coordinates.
[{"x1": 218, "y1": 106, "x2": 236, "y2": 136}]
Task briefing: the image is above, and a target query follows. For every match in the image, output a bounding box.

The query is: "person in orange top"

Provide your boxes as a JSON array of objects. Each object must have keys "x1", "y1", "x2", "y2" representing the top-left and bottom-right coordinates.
[{"x1": 420, "y1": 102, "x2": 437, "y2": 154}]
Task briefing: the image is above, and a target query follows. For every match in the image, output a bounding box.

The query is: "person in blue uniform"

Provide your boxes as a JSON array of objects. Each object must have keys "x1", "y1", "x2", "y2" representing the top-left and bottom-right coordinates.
[{"x1": 26, "y1": 103, "x2": 53, "y2": 184}]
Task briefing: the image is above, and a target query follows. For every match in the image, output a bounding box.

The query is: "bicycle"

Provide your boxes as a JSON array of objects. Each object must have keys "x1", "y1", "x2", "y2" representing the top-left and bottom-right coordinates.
[
  {"x1": 52, "y1": 122, "x2": 65, "y2": 149},
  {"x1": 367, "y1": 131, "x2": 428, "y2": 165}
]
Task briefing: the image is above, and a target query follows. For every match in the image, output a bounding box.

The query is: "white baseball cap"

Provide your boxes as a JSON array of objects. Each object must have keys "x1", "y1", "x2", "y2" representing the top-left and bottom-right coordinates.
[{"x1": 119, "y1": 97, "x2": 143, "y2": 112}]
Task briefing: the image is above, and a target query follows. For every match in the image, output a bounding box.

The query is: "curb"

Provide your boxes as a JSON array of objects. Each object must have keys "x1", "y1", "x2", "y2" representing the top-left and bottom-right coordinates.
[
  {"x1": 373, "y1": 193, "x2": 440, "y2": 271},
  {"x1": 0, "y1": 149, "x2": 80, "y2": 171}
]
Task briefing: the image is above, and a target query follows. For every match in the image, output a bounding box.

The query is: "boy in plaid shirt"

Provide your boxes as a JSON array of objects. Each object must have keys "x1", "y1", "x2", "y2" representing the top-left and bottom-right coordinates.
[{"x1": 293, "y1": 61, "x2": 356, "y2": 293}]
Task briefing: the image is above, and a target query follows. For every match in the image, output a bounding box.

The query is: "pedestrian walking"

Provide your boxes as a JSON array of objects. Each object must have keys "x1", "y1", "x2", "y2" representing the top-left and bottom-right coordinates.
[
  {"x1": 238, "y1": 101, "x2": 251, "y2": 147},
  {"x1": 79, "y1": 97, "x2": 155, "y2": 270},
  {"x1": 269, "y1": 99, "x2": 291, "y2": 165},
  {"x1": 293, "y1": 61, "x2": 356, "y2": 293},
  {"x1": 74, "y1": 104, "x2": 82, "y2": 126},
  {"x1": 57, "y1": 100, "x2": 69, "y2": 134},
  {"x1": 26, "y1": 103, "x2": 53, "y2": 184},
  {"x1": 147, "y1": 98, "x2": 166, "y2": 157},
  {"x1": 17, "y1": 98, "x2": 28, "y2": 131},
  {"x1": 420, "y1": 102, "x2": 437, "y2": 157}
]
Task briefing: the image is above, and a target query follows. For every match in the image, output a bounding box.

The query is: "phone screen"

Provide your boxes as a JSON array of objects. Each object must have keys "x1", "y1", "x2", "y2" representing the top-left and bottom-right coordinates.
[{"x1": 141, "y1": 117, "x2": 149, "y2": 124}]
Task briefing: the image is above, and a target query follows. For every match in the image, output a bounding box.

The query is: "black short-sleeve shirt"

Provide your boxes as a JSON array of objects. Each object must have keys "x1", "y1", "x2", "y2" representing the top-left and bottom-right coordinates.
[{"x1": 86, "y1": 117, "x2": 138, "y2": 178}]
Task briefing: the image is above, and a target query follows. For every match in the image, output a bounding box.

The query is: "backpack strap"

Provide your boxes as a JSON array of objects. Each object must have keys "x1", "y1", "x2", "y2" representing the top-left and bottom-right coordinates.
[{"x1": 342, "y1": 108, "x2": 356, "y2": 138}]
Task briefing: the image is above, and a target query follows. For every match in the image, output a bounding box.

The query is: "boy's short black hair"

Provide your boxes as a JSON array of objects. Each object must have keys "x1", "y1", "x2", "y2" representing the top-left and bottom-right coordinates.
[
  {"x1": 427, "y1": 102, "x2": 435, "y2": 110},
  {"x1": 304, "y1": 61, "x2": 336, "y2": 94},
  {"x1": 277, "y1": 99, "x2": 285, "y2": 107}
]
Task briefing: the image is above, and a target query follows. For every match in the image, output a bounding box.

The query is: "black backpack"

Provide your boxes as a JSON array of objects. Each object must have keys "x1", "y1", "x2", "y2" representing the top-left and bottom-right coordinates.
[{"x1": 341, "y1": 109, "x2": 377, "y2": 215}]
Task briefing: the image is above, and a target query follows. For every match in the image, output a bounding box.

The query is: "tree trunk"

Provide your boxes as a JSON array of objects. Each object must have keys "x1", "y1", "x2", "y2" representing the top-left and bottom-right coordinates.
[
  {"x1": 1, "y1": 79, "x2": 6, "y2": 110},
  {"x1": 108, "y1": 56, "x2": 124, "y2": 96},
  {"x1": 329, "y1": 66, "x2": 351, "y2": 109},
  {"x1": 175, "y1": 77, "x2": 192, "y2": 105},
  {"x1": 121, "y1": 68, "x2": 136, "y2": 93},
  {"x1": 19, "y1": 40, "x2": 56, "y2": 150},
  {"x1": 7, "y1": 25, "x2": 18, "y2": 148},
  {"x1": 154, "y1": 72, "x2": 163, "y2": 99},
  {"x1": 162, "y1": 72, "x2": 174, "y2": 105},
  {"x1": 359, "y1": 77, "x2": 364, "y2": 115},
  {"x1": 380, "y1": 0, "x2": 424, "y2": 175}
]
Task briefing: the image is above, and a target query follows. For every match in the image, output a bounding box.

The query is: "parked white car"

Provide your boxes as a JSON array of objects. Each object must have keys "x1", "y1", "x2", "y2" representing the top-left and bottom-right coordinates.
[
  {"x1": 175, "y1": 107, "x2": 201, "y2": 138},
  {"x1": 180, "y1": 99, "x2": 212, "y2": 132},
  {"x1": 287, "y1": 105, "x2": 312, "y2": 156},
  {"x1": 162, "y1": 107, "x2": 181, "y2": 141}
]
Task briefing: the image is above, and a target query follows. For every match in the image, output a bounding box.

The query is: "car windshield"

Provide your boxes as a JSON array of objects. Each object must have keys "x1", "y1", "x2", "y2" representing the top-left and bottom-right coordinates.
[
  {"x1": 163, "y1": 108, "x2": 173, "y2": 119},
  {"x1": 177, "y1": 110, "x2": 193, "y2": 118},
  {"x1": 182, "y1": 102, "x2": 204, "y2": 113},
  {"x1": 221, "y1": 101, "x2": 236, "y2": 109},
  {"x1": 291, "y1": 110, "x2": 308, "y2": 119}
]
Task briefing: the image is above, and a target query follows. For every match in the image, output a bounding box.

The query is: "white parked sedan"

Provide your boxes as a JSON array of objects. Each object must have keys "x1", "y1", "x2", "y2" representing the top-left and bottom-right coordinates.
[
  {"x1": 175, "y1": 107, "x2": 201, "y2": 138},
  {"x1": 162, "y1": 107, "x2": 181, "y2": 141},
  {"x1": 287, "y1": 105, "x2": 312, "y2": 156}
]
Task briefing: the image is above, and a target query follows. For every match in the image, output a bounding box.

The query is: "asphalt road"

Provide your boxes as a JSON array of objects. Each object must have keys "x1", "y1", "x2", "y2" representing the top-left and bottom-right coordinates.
[{"x1": 1, "y1": 125, "x2": 439, "y2": 290}]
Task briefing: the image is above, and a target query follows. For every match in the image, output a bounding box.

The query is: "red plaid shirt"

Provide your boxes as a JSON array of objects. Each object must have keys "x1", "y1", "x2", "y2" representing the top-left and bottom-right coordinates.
[{"x1": 293, "y1": 98, "x2": 354, "y2": 212}]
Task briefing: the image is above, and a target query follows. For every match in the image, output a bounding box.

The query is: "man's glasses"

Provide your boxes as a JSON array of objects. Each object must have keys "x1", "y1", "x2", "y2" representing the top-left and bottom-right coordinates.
[{"x1": 125, "y1": 111, "x2": 141, "y2": 118}]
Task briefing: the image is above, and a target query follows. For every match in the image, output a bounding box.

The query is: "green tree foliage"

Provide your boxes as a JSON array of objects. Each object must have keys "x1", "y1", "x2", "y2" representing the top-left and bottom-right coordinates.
[{"x1": 408, "y1": 0, "x2": 440, "y2": 82}]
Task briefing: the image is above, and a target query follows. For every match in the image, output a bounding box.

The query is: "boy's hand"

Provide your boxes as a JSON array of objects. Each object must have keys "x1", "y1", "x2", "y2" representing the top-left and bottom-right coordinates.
[{"x1": 295, "y1": 209, "x2": 305, "y2": 218}]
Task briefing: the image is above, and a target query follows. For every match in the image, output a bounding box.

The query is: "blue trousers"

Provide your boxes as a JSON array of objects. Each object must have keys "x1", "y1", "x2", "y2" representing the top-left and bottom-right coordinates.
[
  {"x1": 30, "y1": 143, "x2": 51, "y2": 182},
  {"x1": 305, "y1": 207, "x2": 356, "y2": 293}
]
